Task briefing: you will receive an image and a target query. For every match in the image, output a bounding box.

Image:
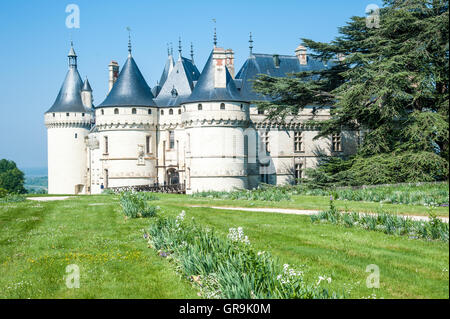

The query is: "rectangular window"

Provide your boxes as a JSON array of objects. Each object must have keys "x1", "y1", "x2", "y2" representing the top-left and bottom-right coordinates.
[
  {"x1": 294, "y1": 131, "x2": 304, "y2": 152},
  {"x1": 169, "y1": 131, "x2": 175, "y2": 149},
  {"x1": 104, "y1": 136, "x2": 109, "y2": 154},
  {"x1": 146, "y1": 135, "x2": 151, "y2": 154},
  {"x1": 295, "y1": 163, "x2": 303, "y2": 184},
  {"x1": 332, "y1": 133, "x2": 342, "y2": 152}
]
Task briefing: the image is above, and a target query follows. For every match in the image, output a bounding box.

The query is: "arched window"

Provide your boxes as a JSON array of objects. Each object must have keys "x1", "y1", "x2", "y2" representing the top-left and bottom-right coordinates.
[
  {"x1": 114, "y1": 108, "x2": 119, "y2": 115},
  {"x1": 101, "y1": 109, "x2": 104, "y2": 115},
  {"x1": 220, "y1": 103, "x2": 225, "y2": 110},
  {"x1": 148, "y1": 109, "x2": 152, "y2": 115},
  {"x1": 132, "y1": 108, "x2": 137, "y2": 114},
  {"x1": 198, "y1": 104, "x2": 202, "y2": 111},
  {"x1": 161, "y1": 110, "x2": 164, "y2": 115},
  {"x1": 82, "y1": 113, "x2": 85, "y2": 117},
  {"x1": 178, "y1": 109, "x2": 181, "y2": 115},
  {"x1": 169, "y1": 109, "x2": 174, "y2": 115}
]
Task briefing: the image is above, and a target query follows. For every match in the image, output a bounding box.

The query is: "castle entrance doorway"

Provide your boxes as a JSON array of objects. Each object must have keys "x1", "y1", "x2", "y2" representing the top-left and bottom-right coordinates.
[{"x1": 166, "y1": 168, "x2": 179, "y2": 185}]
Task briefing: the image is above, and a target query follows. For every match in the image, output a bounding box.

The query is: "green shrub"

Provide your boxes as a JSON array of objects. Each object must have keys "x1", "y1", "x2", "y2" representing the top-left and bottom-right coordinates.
[
  {"x1": 147, "y1": 211, "x2": 338, "y2": 299},
  {"x1": 0, "y1": 188, "x2": 8, "y2": 198},
  {"x1": 0, "y1": 194, "x2": 26, "y2": 203},
  {"x1": 119, "y1": 192, "x2": 158, "y2": 218}
]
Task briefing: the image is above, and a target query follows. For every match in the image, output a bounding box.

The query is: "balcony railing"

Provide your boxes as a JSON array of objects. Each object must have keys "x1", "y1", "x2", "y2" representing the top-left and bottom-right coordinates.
[{"x1": 109, "y1": 183, "x2": 186, "y2": 194}]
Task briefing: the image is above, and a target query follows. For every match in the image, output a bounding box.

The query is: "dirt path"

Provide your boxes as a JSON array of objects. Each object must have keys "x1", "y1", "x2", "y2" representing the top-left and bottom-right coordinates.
[{"x1": 190, "y1": 205, "x2": 449, "y2": 223}]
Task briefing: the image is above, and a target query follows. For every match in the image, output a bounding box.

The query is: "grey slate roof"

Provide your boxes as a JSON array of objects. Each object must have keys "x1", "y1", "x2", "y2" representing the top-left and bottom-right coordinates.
[
  {"x1": 184, "y1": 51, "x2": 246, "y2": 104},
  {"x1": 98, "y1": 55, "x2": 156, "y2": 107},
  {"x1": 235, "y1": 53, "x2": 329, "y2": 101},
  {"x1": 46, "y1": 67, "x2": 87, "y2": 113},
  {"x1": 158, "y1": 54, "x2": 175, "y2": 89},
  {"x1": 155, "y1": 56, "x2": 200, "y2": 107},
  {"x1": 82, "y1": 78, "x2": 92, "y2": 92}
]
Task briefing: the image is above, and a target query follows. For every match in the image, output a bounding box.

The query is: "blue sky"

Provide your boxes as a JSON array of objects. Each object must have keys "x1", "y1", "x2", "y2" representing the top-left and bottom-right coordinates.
[{"x1": 0, "y1": 0, "x2": 383, "y2": 171}]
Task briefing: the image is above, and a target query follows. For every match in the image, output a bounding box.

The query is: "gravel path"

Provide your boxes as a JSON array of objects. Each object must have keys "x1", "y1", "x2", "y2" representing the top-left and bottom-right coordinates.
[
  {"x1": 190, "y1": 205, "x2": 449, "y2": 223},
  {"x1": 27, "y1": 196, "x2": 72, "y2": 202}
]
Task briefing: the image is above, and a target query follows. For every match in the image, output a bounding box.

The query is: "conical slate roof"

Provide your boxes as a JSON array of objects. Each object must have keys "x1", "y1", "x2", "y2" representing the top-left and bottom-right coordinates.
[
  {"x1": 82, "y1": 78, "x2": 92, "y2": 92},
  {"x1": 155, "y1": 57, "x2": 200, "y2": 107},
  {"x1": 158, "y1": 54, "x2": 175, "y2": 88},
  {"x1": 98, "y1": 55, "x2": 156, "y2": 107},
  {"x1": 184, "y1": 51, "x2": 245, "y2": 104},
  {"x1": 46, "y1": 66, "x2": 86, "y2": 113}
]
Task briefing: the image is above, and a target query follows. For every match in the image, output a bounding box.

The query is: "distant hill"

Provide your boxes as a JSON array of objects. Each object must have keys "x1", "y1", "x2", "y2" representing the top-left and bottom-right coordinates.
[{"x1": 22, "y1": 167, "x2": 48, "y2": 194}]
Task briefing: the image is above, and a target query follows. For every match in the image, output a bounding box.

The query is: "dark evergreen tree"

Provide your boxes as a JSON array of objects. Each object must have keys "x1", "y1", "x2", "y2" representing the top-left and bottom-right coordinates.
[{"x1": 253, "y1": 0, "x2": 449, "y2": 186}]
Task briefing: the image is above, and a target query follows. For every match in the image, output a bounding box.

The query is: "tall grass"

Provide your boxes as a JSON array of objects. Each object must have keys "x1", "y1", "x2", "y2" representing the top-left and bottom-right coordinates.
[
  {"x1": 147, "y1": 211, "x2": 338, "y2": 299},
  {"x1": 288, "y1": 182, "x2": 449, "y2": 207},
  {"x1": 191, "y1": 185, "x2": 291, "y2": 202},
  {"x1": 119, "y1": 192, "x2": 158, "y2": 218},
  {"x1": 311, "y1": 198, "x2": 449, "y2": 242}
]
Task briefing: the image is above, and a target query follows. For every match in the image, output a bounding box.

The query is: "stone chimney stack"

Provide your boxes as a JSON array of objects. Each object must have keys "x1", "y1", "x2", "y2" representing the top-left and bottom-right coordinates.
[
  {"x1": 225, "y1": 49, "x2": 235, "y2": 79},
  {"x1": 213, "y1": 47, "x2": 227, "y2": 88},
  {"x1": 108, "y1": 61, "x2": 119, "y2": 93},
  {"x1": 295, "y1": 45, "x2": 307, "y2": 65}
]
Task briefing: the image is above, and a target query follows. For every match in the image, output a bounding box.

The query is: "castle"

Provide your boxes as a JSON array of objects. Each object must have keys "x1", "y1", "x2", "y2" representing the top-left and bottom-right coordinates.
[{"x1": 44, "y1": 34, "x2": 359, "y2": 195}]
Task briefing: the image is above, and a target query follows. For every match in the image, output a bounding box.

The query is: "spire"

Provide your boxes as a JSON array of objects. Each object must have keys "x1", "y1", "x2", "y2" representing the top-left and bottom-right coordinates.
[
  {"x1": 68, "y1": 41, "x2": 77, "y2": 68},
  {"x1": 82, "y1": 77, "x2": 92, "y2": 92},
  {"x1": 127, "y1": 27, "x2": 132, "y2": 57},
  {"x1": 249, "y1": 32, "x2": 254, "y2": 56},
  {"x1": 190, "y1": 42, "x2": 195, "y2": 65},
  {"x1": 178, "y1": 37, "x2": 182, "y2": 59}
]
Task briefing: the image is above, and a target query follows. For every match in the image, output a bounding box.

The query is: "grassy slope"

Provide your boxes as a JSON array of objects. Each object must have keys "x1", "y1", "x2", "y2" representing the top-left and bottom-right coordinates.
[
  {"x1": 157, "y1": 200, "x2": 449, "y2": 299},
  {"x1": 0, "y1": 196, "x2": 197, "y2": 299},
  {"x1": 160, "y1": 194, "x2": 449, "y2": 217},
  {"x1": 1, "y1": 194, "x2": 448, "y2": 299}
]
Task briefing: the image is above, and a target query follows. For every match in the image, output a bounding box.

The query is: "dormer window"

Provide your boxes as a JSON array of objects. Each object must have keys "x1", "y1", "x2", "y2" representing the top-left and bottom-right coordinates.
[
  {"x1": 171, "y1": 87, "x2": 178, "y2": 98},
  {"x1": 198, "y1": 104, "x2": 202, "y2": 111},
  {"x1": 114, "y1": 108, "x2": 119, "y2": 115},
  {"x1": 220, "y1": 103, "x2": 225, "y2": 110},
  {"x1": 132, "y1": 108, "x2": 137, "y2": 114}
]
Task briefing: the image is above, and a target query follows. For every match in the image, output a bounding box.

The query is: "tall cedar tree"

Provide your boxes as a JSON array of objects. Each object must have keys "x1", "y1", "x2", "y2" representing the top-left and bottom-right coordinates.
[{"x1": 252, "y1": 0, "x2": 449, "y2": 186}]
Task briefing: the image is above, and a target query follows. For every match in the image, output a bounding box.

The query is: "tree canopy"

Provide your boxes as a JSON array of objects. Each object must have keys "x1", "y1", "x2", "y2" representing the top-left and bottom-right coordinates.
[
  {"x1": 253, "y1": 0, "x2": 449, "y2": 186},
  {"x1": 0, "y1": 159, "x2": 26, "y2": 194}
]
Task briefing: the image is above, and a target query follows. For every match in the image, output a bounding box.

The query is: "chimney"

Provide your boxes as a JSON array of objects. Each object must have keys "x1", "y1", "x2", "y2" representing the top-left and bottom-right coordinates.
[
  {"x1": 273, "y1": 54, "x2": 280, "y2": 68},
  {"x1": 108, "y1": 61, "x2": 119, "y2": 92},
  {"x1": 225, "y1": 49, "x2": 235, "y2": 79},
  {"x1": 212, "y1": 47, "x2": 227, "y2": 88},
  {"x1": 295, "y1": 45, "x2": 307, "y2": 65}
]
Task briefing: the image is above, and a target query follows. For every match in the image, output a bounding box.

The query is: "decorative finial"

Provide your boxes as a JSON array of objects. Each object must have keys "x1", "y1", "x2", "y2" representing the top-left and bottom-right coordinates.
[
  {"x1": 178, "y1": 37, "x2": 182, "y2": 57},
  {"x1": 167, "y1": 43, "x2": 170, "y2": 56},
  {"x1": 126, "y1": 27, "x2": 132, "y2": 57},
  {"x1": 212, "y1": 19, "x2": 217, "y2": 47},
  {"x1": 170, "y1": 42, "x2": 173, "y2": 56},
  {"x1": 190, "y1": 42, "x2": 194, "y2": 65},
  {"x1": 249, "y1": 32, "x2": 254, "y2": 56}
]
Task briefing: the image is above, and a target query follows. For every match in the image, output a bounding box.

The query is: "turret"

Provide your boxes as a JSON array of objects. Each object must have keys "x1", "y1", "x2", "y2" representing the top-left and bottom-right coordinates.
[
  {"x1": 81, "y1": 77, "x2": 93, "y2": 109},
  {"x1": 44, "y1": 42, "x2": 92, "y2": 194},
  {"x1": 181, "y1": 38, "x2": 250, "y2": 193}
]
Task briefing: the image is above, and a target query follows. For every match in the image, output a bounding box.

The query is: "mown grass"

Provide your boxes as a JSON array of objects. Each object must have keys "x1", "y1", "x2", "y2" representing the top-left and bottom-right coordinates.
[
  {"x1": 0, "y1": 196, "x2": 197, "y2": 299},
  {"x1": 160, "y1": 193, "x2": 449, "y2": 217},
  {"x1": 0, "y1": 194, "x2": 448, "y2": 299}
]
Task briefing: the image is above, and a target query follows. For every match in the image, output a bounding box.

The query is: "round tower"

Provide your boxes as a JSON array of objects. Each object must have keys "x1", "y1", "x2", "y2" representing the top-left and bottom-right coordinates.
[
  {"x1": 181, "y1": 46, "x2": 250, "y2": 194},
  {"x1": 44, "y1": 43, "x2": 93, "y2": 194},
  {"x1": 95, "y1": 40, "x2": 157, "y2": 189}
]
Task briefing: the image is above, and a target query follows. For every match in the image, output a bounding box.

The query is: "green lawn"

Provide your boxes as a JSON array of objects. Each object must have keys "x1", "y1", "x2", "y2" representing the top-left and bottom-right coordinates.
[{"x1": 0, "y1": 194, "x2": 448, "y2": 299}]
